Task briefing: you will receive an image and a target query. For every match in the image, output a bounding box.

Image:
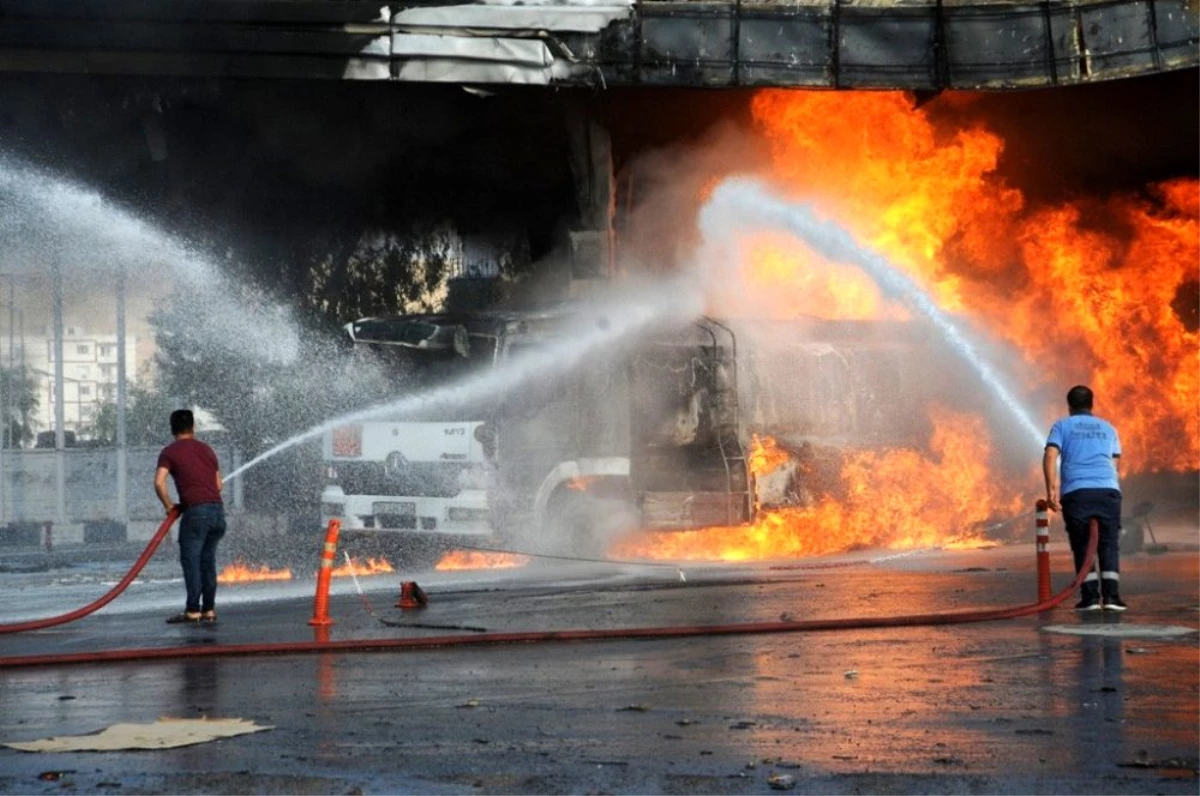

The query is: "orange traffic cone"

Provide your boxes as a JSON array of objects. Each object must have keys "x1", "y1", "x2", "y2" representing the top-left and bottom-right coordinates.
[{"x1": 396, "y1": 581, "x2": 428, "y2": 610}]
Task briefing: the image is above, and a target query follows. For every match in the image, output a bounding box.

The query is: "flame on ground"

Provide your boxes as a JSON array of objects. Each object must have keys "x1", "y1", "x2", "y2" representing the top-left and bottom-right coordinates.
[
  {"x1": 218, "y1": 558, "x2": 395, "y2": 583},
  {"x1": 330, "y1": 557, "x2": 395, "y2": 577},
  {"x1": 435, "y1": 550, "x2": 530, "y2": 570},
  {"x1": 218, "y1": 562, "x2": 293, "y2": 583}
]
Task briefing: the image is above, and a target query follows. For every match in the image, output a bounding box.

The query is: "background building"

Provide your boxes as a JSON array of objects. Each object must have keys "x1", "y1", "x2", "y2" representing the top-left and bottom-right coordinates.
[{"x1": 5, "y1": 325, "x2": 140, "y2": 441}]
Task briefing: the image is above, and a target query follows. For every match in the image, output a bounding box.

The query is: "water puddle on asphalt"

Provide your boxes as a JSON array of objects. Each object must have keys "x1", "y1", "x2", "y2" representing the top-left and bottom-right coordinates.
[{"x1": 1041, "y1": 624, "x2": 1198, "y2": 639}]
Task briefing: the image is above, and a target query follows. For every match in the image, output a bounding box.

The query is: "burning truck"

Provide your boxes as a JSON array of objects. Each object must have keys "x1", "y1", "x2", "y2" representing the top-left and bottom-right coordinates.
[{"x1": 318, "y1": 308, "x2": 938, "y2": 562}]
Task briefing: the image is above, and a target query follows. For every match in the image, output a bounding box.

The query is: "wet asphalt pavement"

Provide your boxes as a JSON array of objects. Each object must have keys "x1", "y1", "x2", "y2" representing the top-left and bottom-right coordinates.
[{"x1": 0, "y1": 538, "x2": 1196, "y2": 795}]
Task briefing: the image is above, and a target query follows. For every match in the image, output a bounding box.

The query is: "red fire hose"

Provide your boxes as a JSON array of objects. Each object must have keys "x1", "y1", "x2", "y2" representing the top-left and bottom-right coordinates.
[
  {"x1": 0, "y1": 508, "x2": 180, "y2": 635},
  {"x1": 0, "y1": 517, "x2": 1097, "y2": 669}
]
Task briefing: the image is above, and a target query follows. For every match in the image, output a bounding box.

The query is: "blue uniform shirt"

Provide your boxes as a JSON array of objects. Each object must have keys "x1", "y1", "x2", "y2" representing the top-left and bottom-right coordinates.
[{"x1": 1045, "y1": 412, "x2": 1121, "y2": 495}]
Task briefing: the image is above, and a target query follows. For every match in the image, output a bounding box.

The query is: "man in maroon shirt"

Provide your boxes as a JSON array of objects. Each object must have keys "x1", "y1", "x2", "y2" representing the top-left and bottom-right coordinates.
[{"x1": 155, "y1": 409, "x2": 225, "y2": 624}]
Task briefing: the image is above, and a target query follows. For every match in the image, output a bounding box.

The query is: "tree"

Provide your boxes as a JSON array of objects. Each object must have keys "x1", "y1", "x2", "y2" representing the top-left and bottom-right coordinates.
[
  {"x1": 302, "y1": 225, "x2": 458, "y2": 322},
  {"x1": 91, "y1": 383, "x2": 182, "y2": 447},
  {"x1": 90, "y1": 400, "x2": 117, "y2": 445},
  {"x1": 0, "y1": 366, "x2": 39, "y2": 448},
  {"x1": 124, "y1": 383, "x2": 182, "y2": 446}
]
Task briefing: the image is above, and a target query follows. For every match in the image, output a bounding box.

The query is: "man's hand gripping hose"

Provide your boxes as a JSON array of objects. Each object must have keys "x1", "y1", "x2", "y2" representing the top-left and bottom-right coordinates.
[
  {"x1": 0, "y1": 518, "x2": 1097, "y2": 667},
  {"x1": 0, "y1": 508, "x2": 180, "y2": 635}
]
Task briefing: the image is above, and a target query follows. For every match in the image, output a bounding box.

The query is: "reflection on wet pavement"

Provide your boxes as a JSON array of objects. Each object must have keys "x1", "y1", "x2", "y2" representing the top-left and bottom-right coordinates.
[{"x1": 0, "y1": 543, "x2": 1195, "y2": 793}]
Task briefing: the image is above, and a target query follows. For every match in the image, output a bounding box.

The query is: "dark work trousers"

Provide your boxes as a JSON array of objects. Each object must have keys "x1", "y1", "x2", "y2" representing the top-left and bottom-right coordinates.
[
  {"x1": 1061, "y1": 488, "x2": 1122, "y2": 597},
  {"x1": 178, "y1": 503, "x2": 227, "y2": 614}
]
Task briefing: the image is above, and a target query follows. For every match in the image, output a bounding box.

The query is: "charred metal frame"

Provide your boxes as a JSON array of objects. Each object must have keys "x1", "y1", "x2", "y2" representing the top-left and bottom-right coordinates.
[{"x1": 0, "y1": 0, "x2": 1192, "y2": 89}]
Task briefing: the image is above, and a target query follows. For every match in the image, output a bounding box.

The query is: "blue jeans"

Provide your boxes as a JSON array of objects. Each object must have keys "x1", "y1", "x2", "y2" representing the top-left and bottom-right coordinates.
[
  {"x1": 1061, "y1": 488, "x2": 1121, "y2": 596},
  {"x1": 178, "y1": 503, "x2": 226, "y2": 614}
]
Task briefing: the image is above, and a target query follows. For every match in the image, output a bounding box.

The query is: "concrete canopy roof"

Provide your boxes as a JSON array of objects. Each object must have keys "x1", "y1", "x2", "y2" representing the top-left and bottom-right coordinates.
[{"x1": 0, "y1": 0, "x2": 1193, "y2": 89}]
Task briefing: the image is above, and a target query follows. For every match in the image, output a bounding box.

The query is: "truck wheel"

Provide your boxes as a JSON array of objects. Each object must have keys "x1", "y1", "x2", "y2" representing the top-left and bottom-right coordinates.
[
  {"x1": 546, "y1": 493, "x2": 602, "y2": 559},
  {"x1": 383, "y1": 536, "x2": 448, "y2": 573}
]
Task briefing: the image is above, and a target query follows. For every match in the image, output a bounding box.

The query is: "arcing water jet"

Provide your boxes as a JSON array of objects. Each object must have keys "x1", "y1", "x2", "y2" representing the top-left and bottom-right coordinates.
[
  {"x1": 701, "y1": 178, "x2": 1045, "y2": 449},
  {"x1": 0, "y1": 154, "x2": 301, "y2": 364}
]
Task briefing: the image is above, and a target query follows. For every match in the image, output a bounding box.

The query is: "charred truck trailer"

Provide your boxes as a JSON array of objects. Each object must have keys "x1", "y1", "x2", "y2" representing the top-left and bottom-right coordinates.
[{"x1": 319, "y1": 311, "x2": 931, "y2": 557}]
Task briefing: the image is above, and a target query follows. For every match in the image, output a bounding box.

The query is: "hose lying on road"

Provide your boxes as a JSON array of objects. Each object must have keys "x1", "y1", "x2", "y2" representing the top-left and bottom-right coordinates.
[
  {"x1": 0, "y1": 518, "x2": 1097, "y2": 669},
  {"x1": 0, "y1": 508, "x2": 180, "y2": 635}
]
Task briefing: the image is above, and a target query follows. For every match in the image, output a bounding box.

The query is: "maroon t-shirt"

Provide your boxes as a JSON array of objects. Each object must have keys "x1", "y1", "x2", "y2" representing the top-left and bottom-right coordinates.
[{"x1": 157, "y1": 438, "x2": 223, "y2": 508}]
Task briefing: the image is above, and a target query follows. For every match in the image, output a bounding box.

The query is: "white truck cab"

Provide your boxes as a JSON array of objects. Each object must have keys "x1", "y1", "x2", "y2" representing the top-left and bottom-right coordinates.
[{"x1": 320, "y1": 420, "x2": 492, "y2": 536}]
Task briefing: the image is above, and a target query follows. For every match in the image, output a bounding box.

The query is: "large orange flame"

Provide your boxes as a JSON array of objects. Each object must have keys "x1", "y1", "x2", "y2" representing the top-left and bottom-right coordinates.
[
  {"x1": 621, "y1": 90, "x2": 1194, "y2": 562},
  {"x1": 747, "y1": 432, "x2": 791, "y2": 477},
  {"x1": 738, "y1": 90, "x2": 1198, "y2": 474},
  {"x1": 613, "y1": 408, "x2": 1025, "y2": 562}
]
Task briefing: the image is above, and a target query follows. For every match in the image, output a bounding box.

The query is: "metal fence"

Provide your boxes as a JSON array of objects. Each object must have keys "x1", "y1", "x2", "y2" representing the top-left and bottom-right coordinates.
[{"x1": 0, "y1": 445, "x2": 242, "y2": 526}]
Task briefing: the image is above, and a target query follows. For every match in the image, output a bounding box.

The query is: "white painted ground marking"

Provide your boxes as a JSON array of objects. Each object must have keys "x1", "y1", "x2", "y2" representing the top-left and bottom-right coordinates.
[{"x1": 1041, "y1": 624, "x2": 1198, "y2": 639}]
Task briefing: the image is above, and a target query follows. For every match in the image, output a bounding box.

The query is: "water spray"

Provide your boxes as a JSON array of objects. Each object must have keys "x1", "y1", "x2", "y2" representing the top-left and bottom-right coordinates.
[
  {"x1": 223, "y1": 279, "x2": 705, "y2": 483},
  {"x1": 224, "y1": 177, "x2": 1048, "y2": 491},
  {"x1": 701, "y1": 178, "x2": 1046, "y2": 449},
  {"x1": 0, "y1": 155, "x2": 301, "y2": 363}
]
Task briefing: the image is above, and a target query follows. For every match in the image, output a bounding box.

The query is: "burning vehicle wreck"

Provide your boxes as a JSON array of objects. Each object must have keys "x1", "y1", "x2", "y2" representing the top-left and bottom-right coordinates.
[
  {"x1": 320, "y1": 310, "x2": 750, "y2": 558},
  {"x1": 319, "y1": 309, "x2": 956, "y2": 561}
]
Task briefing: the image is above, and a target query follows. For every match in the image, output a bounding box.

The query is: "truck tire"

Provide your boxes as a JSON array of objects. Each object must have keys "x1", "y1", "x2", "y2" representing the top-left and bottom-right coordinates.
[
  {"x1": 384, "y1": 536, "x2": 448, "y2": 572},
  {"x1": 545, "y1": 492, "x2": 602, "y2": 559}
]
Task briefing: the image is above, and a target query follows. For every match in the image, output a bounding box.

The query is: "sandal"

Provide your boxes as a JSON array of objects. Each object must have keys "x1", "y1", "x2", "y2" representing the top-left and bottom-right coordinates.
[
  {"x1": 166, "y1": 613, "x2": 202, "y2": 624},
  {"x1": 201, "y1": 612, "x2": 217, "y2": 623}
]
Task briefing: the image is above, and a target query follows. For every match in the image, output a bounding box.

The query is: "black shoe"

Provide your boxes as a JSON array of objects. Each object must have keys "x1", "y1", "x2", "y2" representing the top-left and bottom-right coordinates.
[
  {"x1": 1075, "y1": 594, "x2": 1102, "y2": 612},
  {"x1": 1102, "y1": 595, "x2": 1128, "y2": 612}
]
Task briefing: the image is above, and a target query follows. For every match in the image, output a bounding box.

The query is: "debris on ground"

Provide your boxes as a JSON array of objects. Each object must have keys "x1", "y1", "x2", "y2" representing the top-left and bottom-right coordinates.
[
  {"x1": 616, "y1": 704, "x2": 650, "y2": 712},
  {"x1": 1117, "y1": 755, "x2": 1200, "y2": 772},
  {"x1": 844, "y1": 669, "x2": 859, "y2": 679},
  {"x1": 6, "y1": 717, "x2": 273, "y2": 752},
  {"x1": 767, "y1": 773, "x2": 797, "y2": 790}
]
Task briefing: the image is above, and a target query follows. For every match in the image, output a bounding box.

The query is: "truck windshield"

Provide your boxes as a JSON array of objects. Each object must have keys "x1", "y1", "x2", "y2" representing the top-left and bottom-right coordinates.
[{"x1": 354, "y1": 335, "x2": 498, "y2": 421}]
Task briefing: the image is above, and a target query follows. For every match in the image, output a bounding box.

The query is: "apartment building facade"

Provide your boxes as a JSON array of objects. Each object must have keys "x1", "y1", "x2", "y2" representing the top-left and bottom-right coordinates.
[{"x1": 2, "y1": 325, "x2": 140, "y2": 441}]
